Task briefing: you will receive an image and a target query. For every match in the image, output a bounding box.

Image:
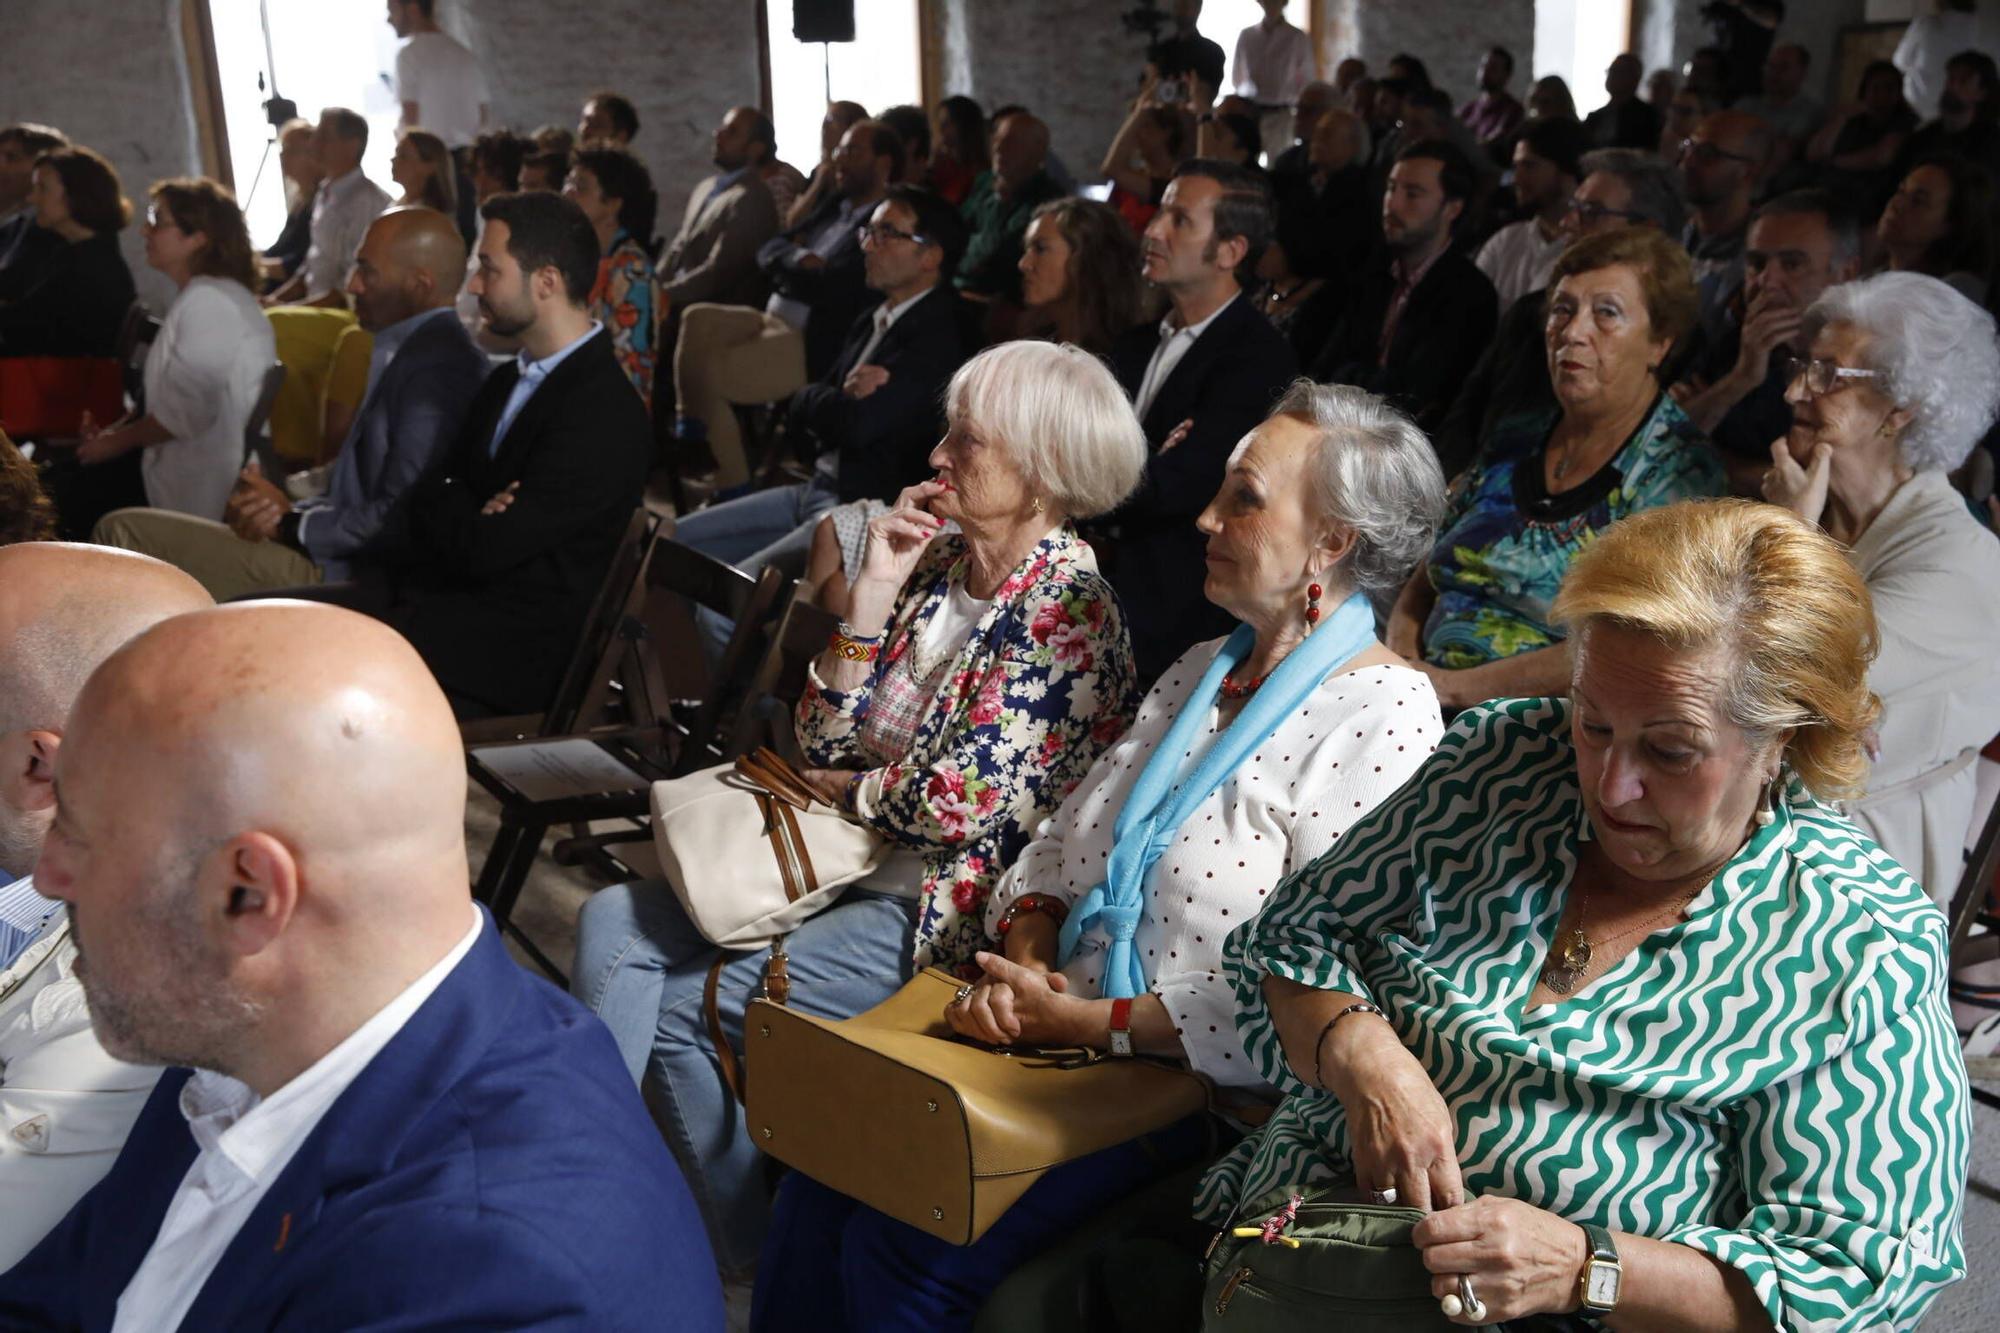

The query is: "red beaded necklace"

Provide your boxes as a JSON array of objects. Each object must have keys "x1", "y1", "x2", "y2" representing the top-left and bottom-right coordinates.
[{"x1": 1218, "y1": 672, "x2": 1265, "y2": 699}]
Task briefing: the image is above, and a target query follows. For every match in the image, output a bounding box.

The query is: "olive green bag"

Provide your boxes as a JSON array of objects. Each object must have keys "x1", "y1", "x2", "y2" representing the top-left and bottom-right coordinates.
[{"x1": 1201, "y1": 1184, "x2": 1500, "y2": 1331}]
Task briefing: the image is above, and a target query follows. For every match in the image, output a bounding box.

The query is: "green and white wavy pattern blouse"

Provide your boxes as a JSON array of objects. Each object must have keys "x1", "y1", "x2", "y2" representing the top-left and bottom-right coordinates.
[{"x1": 1196, "y1": 697, "x2": 1969, "y2": 1332}]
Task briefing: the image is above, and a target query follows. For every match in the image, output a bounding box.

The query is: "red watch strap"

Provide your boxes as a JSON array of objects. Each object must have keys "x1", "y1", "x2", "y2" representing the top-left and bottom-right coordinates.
[{"x1": 1109, "y1": 997, "x2": 1134, "y2": 1033}]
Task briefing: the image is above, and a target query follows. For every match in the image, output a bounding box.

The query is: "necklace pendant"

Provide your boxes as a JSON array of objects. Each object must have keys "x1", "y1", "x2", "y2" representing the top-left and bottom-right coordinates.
[
  {"x1": 1543, "y1": 964, "x2": 1582, "y2": 995},
  {"x1": 1557, "y1": 930, "x2": 1592, "y2": 973},
  {"x1": 1540, "y1": 929, "x2": 1592, "y2": 995}
]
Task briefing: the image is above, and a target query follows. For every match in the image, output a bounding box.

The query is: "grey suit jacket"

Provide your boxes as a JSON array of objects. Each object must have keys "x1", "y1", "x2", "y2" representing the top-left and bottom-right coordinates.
[{"x1": 661, "y1": 170, "x2": 780, "y2": 310}]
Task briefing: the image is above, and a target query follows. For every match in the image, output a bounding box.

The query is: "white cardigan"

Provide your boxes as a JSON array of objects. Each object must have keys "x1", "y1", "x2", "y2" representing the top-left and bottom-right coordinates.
[
  {"x1": 986, "y1": 640, "x2": 1442, "y2": 1088},
  {"x1": 141, "y1": 277, "x2": 277, "y2": 520},
  {"x1": 0, "y1": 897, "x2": 162, "y2": 1269},
  {"x1": 1845, "y1": 469, "x2": 2000, "y2": 899}
]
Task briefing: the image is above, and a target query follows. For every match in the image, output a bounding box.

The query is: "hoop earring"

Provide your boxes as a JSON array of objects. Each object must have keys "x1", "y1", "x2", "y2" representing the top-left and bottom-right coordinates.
[
  {"x1": 1031, "y1": 495, "x2": 1045, "y2": 515},
  {"x1": 1305, "y1": 581, "x2": 1322, "y2": 632}
]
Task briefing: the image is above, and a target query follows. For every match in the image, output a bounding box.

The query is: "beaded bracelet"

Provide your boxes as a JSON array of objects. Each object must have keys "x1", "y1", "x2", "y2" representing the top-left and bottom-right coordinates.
[
  {"x1": 828, "y1": 628, "x2": 882, "y2": 662},
  {"x1": 996, "y1": 892, "x2": 1070, "y2": 935}
]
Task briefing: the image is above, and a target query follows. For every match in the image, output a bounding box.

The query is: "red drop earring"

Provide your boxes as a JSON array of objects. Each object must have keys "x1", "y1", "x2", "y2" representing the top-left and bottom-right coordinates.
[{"x1": 1305, "y1": 582, "x2": 1322, "y2": 631}]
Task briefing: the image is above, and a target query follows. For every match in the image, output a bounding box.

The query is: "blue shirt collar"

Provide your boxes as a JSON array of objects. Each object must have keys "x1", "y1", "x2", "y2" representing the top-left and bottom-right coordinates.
[{"x1": 514, "y1": 319, "x2": 603, "y2": 381}]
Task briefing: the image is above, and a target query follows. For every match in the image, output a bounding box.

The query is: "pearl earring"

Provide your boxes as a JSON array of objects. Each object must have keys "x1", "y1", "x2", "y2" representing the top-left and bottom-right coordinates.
[{"x1": 1753, "y1": 777, "x2": 1777, "y2": 827}]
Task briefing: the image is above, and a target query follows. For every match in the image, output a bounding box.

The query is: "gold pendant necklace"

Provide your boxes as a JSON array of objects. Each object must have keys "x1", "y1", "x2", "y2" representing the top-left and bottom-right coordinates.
[{"x1": 1540, "y1": 882, "x2": 1701, "y2": 997}]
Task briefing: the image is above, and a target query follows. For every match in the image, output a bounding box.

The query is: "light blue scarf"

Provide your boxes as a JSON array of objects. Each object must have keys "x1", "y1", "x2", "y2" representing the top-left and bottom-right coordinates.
[{"x1": 1057, "y1": 592, "x2": 1376, "y2": 998}]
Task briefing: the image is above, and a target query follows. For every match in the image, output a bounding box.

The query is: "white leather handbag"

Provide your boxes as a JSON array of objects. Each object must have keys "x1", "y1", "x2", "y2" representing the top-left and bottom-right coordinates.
[{"x1": 651, "y1": 747, "x2": 889, "y2": 950}]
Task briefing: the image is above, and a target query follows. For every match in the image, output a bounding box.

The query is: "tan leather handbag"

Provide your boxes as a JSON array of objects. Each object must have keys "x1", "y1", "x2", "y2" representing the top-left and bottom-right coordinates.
[
  {"x1": 652, "y1": 746, "x2": 889, "y2": 950},
  {"x1": 743, "y1": 967, "x2": 1212, "y2": 1245}
]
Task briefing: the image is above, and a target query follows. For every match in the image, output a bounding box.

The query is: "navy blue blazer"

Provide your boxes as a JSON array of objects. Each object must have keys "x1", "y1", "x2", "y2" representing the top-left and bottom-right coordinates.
[{"x1": 0, "y1": 910, "x2": 722, "y2": 1332}]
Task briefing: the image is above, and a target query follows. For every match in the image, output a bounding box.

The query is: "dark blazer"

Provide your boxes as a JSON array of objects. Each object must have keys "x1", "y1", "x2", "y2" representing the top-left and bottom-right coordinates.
[
  {"x1": 0, "y1": 911, "x2": 721, "y2": 1332},
  {"x1": 788, "y1": 282, "x2": 969, "y2": 504},
  {"x1": 0, "y1": 231, "x2": 134, "y2": 357},
  {"x1": 1310, "y1": 245, "x2": 1498, "y2": 435},
  {"x1": 396, "y1": 327, "x2": 650, "y2": 716},
  {"x1": 298, "y1": 310, "x2": 491, "y2": 580},
  {"x1": 1433, "y1": 285, "x2": 1554, "y2": 480},
  {"x1": 1103, "y1": 294, "x2": 1298, "y2": 681},
  {"x1": 261, "y1": 199, "x2": 314, "y2": 283},
  {"x1": 757, "y1": 194, "x2": 871, "y2": 381}
]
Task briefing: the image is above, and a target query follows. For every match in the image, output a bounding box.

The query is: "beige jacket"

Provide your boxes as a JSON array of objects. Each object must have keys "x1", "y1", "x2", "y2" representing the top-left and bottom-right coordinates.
[
  {"x1": 660, "y1": 170, "x2": 780, "y2": 311},
  {"x1": 0, "y1": 892, "x2": 162, "y2": 1269},
  {"x1": 1846, "y1": 469, "x2": 2000, "y2": 900}
]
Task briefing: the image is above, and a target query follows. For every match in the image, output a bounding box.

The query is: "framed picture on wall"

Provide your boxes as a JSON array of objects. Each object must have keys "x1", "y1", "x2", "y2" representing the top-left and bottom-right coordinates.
[{"x1": 1834, "y1": 21, "x2": 1908, "y2": 101}]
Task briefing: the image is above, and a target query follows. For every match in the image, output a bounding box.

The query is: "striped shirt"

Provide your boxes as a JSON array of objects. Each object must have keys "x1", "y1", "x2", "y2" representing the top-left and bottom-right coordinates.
[
  {"x1": 0, "y1": 874, "x2": 59, "y2": 972},
  {"x1": 1197, "y1": 697, "x2": 1970, "y2": 1332}
]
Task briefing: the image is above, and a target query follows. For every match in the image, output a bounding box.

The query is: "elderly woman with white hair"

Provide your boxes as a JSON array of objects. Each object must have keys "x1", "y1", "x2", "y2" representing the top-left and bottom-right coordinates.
[
  {"x1": 1761, "y1": 270, "x2": 2000, "y2": 900},
  {"x1": 751, "y1": 382, "x2": 1451, "y2": 1330},
  {"x1": 572, "y1": 340, "x2": 1147, "y2": 1285}
]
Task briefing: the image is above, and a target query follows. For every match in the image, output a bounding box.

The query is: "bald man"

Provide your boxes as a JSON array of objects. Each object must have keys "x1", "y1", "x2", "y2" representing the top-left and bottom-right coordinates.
[
  {"x1": 955, "y1": 110, "x2": 1062, "y2": 303},
  {"x1": 95, "y1": 207, "x2": 490, "y2": 601},
  {"x1": 0, "y1": 544, "x2": 212, "y2": 1270},
  {"x1": 0, "y1": 602, "x2": 719, "y2": 1330}
]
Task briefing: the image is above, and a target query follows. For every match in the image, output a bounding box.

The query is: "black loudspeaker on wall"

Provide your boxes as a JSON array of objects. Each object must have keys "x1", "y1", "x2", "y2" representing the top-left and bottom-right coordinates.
[{"x1": 794, "y1": 0, "x2": 856, "y2": 43}]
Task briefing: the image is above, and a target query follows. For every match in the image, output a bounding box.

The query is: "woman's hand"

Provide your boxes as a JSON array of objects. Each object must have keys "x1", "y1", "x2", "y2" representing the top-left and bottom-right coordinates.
[
  {"x1": 75, "y1": 427, "x2": 134, "y2": 466},
  {"x1": 1414, "y1": 1196, "x2": 1589, "y2": 1324},
  {"x1": 945, "y1": 951, "x2": 1081, "y2": 1047},
  {"x1": 1761, "y1": 436, "x2": 1831, "y2": 524},
  {"x1": 854, "y1": 480, "x2": 948, "y2": 593},
  {"x1": 1322, "y1": 1018, "x2": 1463, "y2": 1211},
  {"x1": 798, "y1": 767, "x2": 855, "y2": 808}
]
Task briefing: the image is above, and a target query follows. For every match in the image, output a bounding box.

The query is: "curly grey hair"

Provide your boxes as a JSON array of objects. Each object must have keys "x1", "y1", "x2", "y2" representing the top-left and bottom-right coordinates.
[
  {"x1": 1803, "y1": 271, "x2": 2000, "y2": 472},
  {"x1": 1269, "y1": 380, "x2": 1448, "y2": 599}
]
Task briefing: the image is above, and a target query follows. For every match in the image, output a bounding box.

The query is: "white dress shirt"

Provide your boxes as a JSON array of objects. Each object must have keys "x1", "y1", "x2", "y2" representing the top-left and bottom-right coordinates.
[
  {"x1": 1134, "y1": 293, "x2": 1237, "y2": 422},
  {"x1": 851, "y1": 285, "x2": 931, "y2": 368},
  {"x1": 111, "y1": 906, "x2": 482, "y2": 1333},
  {"x1": 984, "y1": 649, "x2": 1442, "y2": 1087},
  {"x1": 1474, "y1": 217, "x2": 1567, "y2": 309},
  {"x1": 142, "y1": 276, "x2": 279, "y2": 520},
  {"x1": 1230, "y1": 18, "x2": 1312, "y2": 104},
  {"x1": 393, "y1": 31, "x2": 488, "y2": 148},
  {"x1": 0, "y1": 880, "x2": 163, "y2": 1271},
  {"x1": 301, "y1": 168, "x2": 392, "y2": 297}
]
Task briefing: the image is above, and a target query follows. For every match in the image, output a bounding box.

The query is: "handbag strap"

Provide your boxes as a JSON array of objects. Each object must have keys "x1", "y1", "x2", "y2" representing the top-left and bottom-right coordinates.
[
  {"x1": 703, "y1": 940, "x2": 792, "y2": 1109},
  {"x1": 735, "y1": 747, "x2": 818, "y2": 811}
]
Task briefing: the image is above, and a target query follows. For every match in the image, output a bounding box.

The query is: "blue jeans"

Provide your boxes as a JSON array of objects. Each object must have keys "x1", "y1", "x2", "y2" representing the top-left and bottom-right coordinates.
[
  {"x1": 675, "y1": 476, "x2": 840, "y2": 657},
  {"x1": 571, "y1": 879, "x2": 918, "y2": 1276},
  {"x1": 750, "y1": 1114, "x2": 1216, "y2": 1332}
]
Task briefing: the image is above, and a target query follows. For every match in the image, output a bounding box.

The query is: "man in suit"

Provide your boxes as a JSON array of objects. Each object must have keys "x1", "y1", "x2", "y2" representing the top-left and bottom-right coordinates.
[
  {"x1": 1310, "y1": 138, "x2": 1498, "y2": 436},
  {"x1": 0, "y1": 601, "x2": 721, "y2": 1330},
  {"x1": 661, "y1": 106, "x2": 781, "y2": 312},
  {"x1": 383, "y1": 190, "x2": 649, "y2": 718},
  {"x1": 669, "y1": 119, "x2": 904, "y2": 485},
  {"x1": 0, "y1": 544, "x2": 212, "y2": 1272},
  {"x1": 677, "y1": 186, "x2": 970, "y2": 640},
  {"x1": 1104, "y1": 158, "x2": 1297, "y2": 682},
  {"x1": 95, "y1": 208, "x2": 489, "y2": 602}
]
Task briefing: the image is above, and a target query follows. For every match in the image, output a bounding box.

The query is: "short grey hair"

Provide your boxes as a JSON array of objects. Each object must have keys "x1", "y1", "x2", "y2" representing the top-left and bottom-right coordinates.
[
  {"x1": 1804, "y1": 270, "x2": 2000, "y2": 471},
  {"x1": 1578, "y1": 147, "x2": 1685, "y2": 237},
  {"x1": 1269, "y1": 380, "x2": 1448, "y2": 599},
  {"x1": 944, "y1": 341, "x2": 1147, "y2": 519}
]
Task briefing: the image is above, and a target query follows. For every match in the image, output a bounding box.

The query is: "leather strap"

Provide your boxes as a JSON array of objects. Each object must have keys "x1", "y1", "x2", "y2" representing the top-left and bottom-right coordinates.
[{"x1": 705, "y1": 954, "x2": 747, "y2": 1106}]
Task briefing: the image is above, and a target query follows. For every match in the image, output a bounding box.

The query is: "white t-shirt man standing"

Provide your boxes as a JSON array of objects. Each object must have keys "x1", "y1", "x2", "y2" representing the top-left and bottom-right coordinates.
[{"x1": 388, "y1": 0, "x2": 488, "y2": 147}]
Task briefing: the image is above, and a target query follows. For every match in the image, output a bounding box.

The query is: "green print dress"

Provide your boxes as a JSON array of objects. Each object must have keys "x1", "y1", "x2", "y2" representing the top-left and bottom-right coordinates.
[
  {"x1": 1196, "y1": 698, "x2": 1970, "y2": 1332},
  {"x1": 1422, "y1": 394, "x2": 1724, "y2": 668}
]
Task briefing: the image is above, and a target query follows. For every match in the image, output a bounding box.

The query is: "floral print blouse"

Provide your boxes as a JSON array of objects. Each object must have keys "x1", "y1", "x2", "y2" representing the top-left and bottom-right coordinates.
[
  {"x1": 589, "y1": 228, "x2": 657, "y2": 409},
  {"x1": 1422, "y1": 391, "x2": 1723, "y2": 668},
  {"x1": 796, "y1": 525, "x2": 1139, "y2": 972}
]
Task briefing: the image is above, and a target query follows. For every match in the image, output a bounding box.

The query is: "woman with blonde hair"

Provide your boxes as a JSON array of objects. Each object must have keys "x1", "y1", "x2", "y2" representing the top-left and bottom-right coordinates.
[
  {"x1": 1203, "y1": 498, "x2": 1968, "y2": 1330},
  {"x1": 390, "y1": 127, "x2": 457, "y2": 218}
]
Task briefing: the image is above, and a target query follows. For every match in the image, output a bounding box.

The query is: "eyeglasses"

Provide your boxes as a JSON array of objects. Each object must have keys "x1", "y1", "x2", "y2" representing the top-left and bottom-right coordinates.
[
  {"x1": 1563, "y1": 197, "x2": 1647, "y2": 226},
  {"x1": 1781, "y1": 354, "x2": 1884, "y2": 396},
  {"x1": 858, "y1": 223, "x2": 928, "y2": 247},
  {"x1": 1676, "y1": 138, "x2": 1757, "y2": 166}
]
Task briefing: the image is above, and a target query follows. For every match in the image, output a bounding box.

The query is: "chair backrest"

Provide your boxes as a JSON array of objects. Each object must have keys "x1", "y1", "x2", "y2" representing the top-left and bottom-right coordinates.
[
  {"x1": 720, "y1": 590, "x2": 839, "y2": 763},
  {"x1": 242, "y1": 361, "x2": 288, "y2": 475},
  {"x1": 639, "y1": 540, "x2": 794, "y2": 774},
  {"x1": 112, "y1": 301, "x2": 161, "y2": 408},
  {"x1": 1948, "y1": 774, "x2": 2000, "y2": 955},
  {"x1": 543, "y1": 507, "x2": 664, "y2": 735}
]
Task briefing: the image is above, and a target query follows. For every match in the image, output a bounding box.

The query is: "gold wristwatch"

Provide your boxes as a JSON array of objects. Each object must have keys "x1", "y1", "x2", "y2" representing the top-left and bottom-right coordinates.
[{"x1": 1578, "y1": 1222, "x2": 1622, "y2": 1312}]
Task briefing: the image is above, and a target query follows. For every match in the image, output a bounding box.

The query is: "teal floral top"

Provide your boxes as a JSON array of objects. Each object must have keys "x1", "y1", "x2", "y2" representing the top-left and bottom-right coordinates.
[
  {"x1": 1423, "y1": 393, "x2": 1723, "y2": 667},
  {"x1": 797, "y1": 526, "x2": 1139, "y2": 971},
  {"x1": 1197, "y1": 697, "x2": 1971, "y2": 1332}
]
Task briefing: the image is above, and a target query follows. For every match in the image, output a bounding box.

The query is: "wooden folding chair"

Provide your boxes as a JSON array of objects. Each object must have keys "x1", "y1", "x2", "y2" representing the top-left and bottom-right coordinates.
[
  {"x1": 1947, "y1": 774, "x2": 2000, "y2": 1110},
  {"x1": 241, "y1": 362, "x2": 288, "y2": 478},
  {"x1": 113, "y1": 301, "x2": 161, "y2": 413},
  {"x1": 716, "y1": 592, "x2": 840, "y2": 764},
  {"x1": 459, "y1": 508, "x2": 662, "y2": 746},
  {"x1": 466, "y1": 543, "x2": 791, "y2": 980}
]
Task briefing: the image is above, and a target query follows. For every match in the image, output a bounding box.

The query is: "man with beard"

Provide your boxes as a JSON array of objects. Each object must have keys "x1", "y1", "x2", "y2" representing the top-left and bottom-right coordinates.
[
  {"x1": 95, "y1": 208, "x2": 488, "y2": 601},
  {"x1": 1475, "y1": 117, "x2": 1587, "y2": 306},
  {"x1": 1458, "y1": 46, "x2": 1526, "y2": 159},
  {"x1": 0, "y1": 601, "x2": 720, "y2": 1329},
  {"x1": 1103, "y1": 158, "x2": 1295, "y2": 681},
  {"x1": 1675, "y1": 190, "x2": 1859, "y2": 493},
  {"x1": 0, "y1": 543, "x2": 212, "y2": 1269},
  {"x1": 660, "y1": 105, "x2": 781, "y2": 312},
  {"x1": 1676, "y1": 109, "x2": 1772, "y2": 332},
  {"x1": 1310, "y1": 138, "x2": 1498, "y2": 436},
  {"x1": 1901, "y1": 48, "x2": 2000, "y2": 180},
  {"x1": 353, "y1": 190, "x2": 648, "y2": 718}
]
